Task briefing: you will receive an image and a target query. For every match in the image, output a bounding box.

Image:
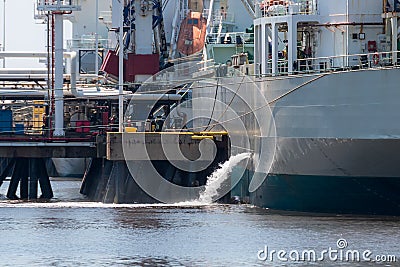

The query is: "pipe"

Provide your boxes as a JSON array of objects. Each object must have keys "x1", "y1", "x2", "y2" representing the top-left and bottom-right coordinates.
[
  {"x1": 95, "y1": 0, "x2": 99, "y2": 77},
  {"x1": 0, "y1": 51, "x2": 77, "y2": 86},
  {"x1": 2, "y1": 0, "x2": 5, "y2": 68},
  {"x1": 0, "y1": 89, "x2": 47, "y2": 97},
  {"x1": 0, "y1": 52, "x2": 48, "y2": 58},
  {"x1": 0, "y1": 68, "x2": 48, "y2": 74},
  {"x1": 51, "y1": 13, "x2": 55, "y2": 138},
  {"x1": 0, "y1": 73, "x2": 70, "y2": 81},
  {"x1": 54, "y1": 13, "x2": 64, "y2": 136},
  {"x1": 118, "y1": 0, "x2": 124, "y2": 133}
]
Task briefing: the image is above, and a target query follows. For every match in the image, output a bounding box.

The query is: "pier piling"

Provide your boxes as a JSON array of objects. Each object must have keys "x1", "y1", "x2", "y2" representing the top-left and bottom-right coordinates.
[
  {"x1": 2, "y1": 158, "x2": 53, "y2": 200},
  {"x1": 80, "y1": 132, "x2": 230, "y2": 203}
]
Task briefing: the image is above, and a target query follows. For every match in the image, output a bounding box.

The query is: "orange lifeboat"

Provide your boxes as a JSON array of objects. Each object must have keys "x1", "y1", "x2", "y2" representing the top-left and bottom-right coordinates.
[{"x1": 177, "y1": 11, "x2": 207, "y2": 56}]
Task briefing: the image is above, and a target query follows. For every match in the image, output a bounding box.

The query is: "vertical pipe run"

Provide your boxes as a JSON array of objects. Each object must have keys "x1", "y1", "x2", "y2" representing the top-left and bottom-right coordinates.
[
  {"x1": 118, "y1": 0, "x2": 124, "y2": 133},
  {"x1": 95, "y1": 0, "x2": 99, "y2": 76},
  {"x1": 272, "y1": 23, "x2": 279, "y2": 76},
  {"x1": 391, "y1": 16, "x2": 398, "y2": 64},
  {"x1": 345, "y1": 0, "x2": 349, "y2": 66},
  {"x1": 47, "y1": 13, "x2": 51, "y2": 121},
  {"x1": 260, "y1": 24, "x2": 266, "y2": 74},
  {"x1": 54, "y1": 13, "x2": 65, "y2": 136},
  {"x1": 288, "y1": 18, "x2": 297, "y2": 74},
  {"x1": 50, "y1": 14, "x2": 56, "y2": 137},
  {"x1": 2, "y1": 0, "x2": 5, "y2": 68}
]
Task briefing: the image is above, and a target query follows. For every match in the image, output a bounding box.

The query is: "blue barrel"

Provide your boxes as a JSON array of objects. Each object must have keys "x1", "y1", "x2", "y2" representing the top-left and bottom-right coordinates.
[{"x1": 0, "y1": 110, "x2": 12, "y2": 133}]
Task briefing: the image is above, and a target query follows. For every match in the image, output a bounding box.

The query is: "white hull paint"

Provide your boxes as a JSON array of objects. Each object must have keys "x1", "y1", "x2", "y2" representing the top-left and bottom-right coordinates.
[
  {"x1": 256, "y1": 67, "x2": 400, "y2": 177},
  {"x1": 271, "y1": 137, "x2": 400, "y2": 177}
]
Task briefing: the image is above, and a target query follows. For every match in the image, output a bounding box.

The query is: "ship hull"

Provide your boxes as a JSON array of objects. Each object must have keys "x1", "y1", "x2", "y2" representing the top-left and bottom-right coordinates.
[
  {"x1": 248, "y1": 68, "x2": 400, "y2": 215},
  {"x1": 192, "y1": 64, "x2": 400, "y2": 214},
  {"x1": 250, "y1": 174, "x2": 400, "y2": 215},
  {"x1": 249, "y1": 137, "x2": 400, "y2": 215}
]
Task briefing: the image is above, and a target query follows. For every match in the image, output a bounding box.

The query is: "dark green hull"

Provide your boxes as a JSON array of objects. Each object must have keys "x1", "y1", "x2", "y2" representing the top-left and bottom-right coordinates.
[{"x1": 248, "y1": 174, "x2": 400, "y2": 216}]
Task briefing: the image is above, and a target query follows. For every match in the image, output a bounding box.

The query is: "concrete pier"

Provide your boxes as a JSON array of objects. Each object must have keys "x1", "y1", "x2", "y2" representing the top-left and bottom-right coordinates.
[
  {"x1": 80, "y1": 132, "x2": 230, "y2": 203},
  {"x1": 0, "y1": 137, "x2": 105, "y2": 200},
  {"x1": 0, "y1": 132, "x2": 230, "y2": 203}
]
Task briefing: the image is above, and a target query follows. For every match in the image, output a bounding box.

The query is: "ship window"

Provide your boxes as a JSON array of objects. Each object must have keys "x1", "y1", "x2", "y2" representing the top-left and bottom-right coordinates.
[
  {"x1": 188, "y1": 19, "x2": 193, "y2": 24},
  {"x1": 193, "y1": 19, "x2": 199, "y2": 25}
]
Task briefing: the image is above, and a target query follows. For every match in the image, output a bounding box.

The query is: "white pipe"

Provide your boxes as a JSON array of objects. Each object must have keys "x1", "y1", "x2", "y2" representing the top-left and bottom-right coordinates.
[
  {"x1": 203, "y1": 0, "x2": 215, "y2": 61},
  {"x1": 54, "y1": 13, "x2": 65, "y2": 136},
  {"x1": 0, "y1": 89, "x2": 47, "y2": 97},
  {"x1": 118, "y1": 0, "x2": 124, "y2": 133},
  {"x1": 0, "y1": 74, "x2": 70, "y2": 80},
  {"x1": 95, "y1": 0, "x2": 99, "y2": 76},
  {"x1": 392, "y1": 17, "x2": 398, "y2": 63},
  {"x1": 0, "y1": 51, "x2": 77, "y2": 93},
  {"x1": 0, "y1": 68, "x2": 48, "y2": 74},
  {"x1": 2, "y1": 0, "x2": 5, "y2": 68},
  {"x1": 272, "y1": 23, "x2": 278, "y2": 76},
  {"x1": 206, "y1": 0, "x2": 214, "y2": 30},
  {"x1": 0, "y1": 51, "x2": 48, "y2": 58},
  {"x1": 0, "y1": 51, "x2": 76, "y2": 59}
]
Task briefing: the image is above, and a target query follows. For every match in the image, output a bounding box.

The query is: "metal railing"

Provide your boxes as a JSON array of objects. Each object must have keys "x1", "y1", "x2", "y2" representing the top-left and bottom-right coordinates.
[
  {"x1": 258, "y1": 0, "x2": 317, "y2": 17},
  {"x1": 261, "y1": 51, "x2": 400, "y2": 76},
  {"x1": 206, "y1": 32, "x2": 254, "y2": 45},
  {"x1": 203, "y1": 10, "x2": 236, "y2": 25},
  {"x1": 67, "y1": 37, "x2": 111, "y2": 50},
  {"x1": 36, "y1": 0, "x2": 81, "y2": 11}
]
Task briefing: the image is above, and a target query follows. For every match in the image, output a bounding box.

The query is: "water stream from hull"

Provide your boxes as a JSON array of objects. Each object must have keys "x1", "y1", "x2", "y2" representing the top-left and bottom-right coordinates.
[{"x1": 198, "y1": 152, "x2": 251, "y2": 204}]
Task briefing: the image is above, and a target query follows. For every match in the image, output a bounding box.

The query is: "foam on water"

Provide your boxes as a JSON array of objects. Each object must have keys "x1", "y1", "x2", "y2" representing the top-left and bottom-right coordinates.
[
  {"x1": 0, "y1": 153, "x2": 251, "y2": 208},
  {"x1": 175, "y1": 153, "x2": 251, "y2": 205},
  {"x1": 0, "y1": 200, "x2": 223, "y2": 209},
  {"x1": 198, "y1": 152, "x2": 251, "y2": 204}
]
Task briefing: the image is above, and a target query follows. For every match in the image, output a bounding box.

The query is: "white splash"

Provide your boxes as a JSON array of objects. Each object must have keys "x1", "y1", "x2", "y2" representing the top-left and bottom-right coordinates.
[
  {"x1": 0, "y1": 201, "x2": 219, "y2": 209},
  {"x1": 198, "y1": 153, "x2": 251, "y2": 204},
  {"x1": 0, "y1": 153, "x2": 251, "y2": 208}
]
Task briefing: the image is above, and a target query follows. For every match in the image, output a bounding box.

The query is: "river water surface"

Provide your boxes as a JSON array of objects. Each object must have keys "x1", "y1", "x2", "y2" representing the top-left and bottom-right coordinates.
[{"x1": 0, "y1": 179, "x2": 399, "y2": 266}]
